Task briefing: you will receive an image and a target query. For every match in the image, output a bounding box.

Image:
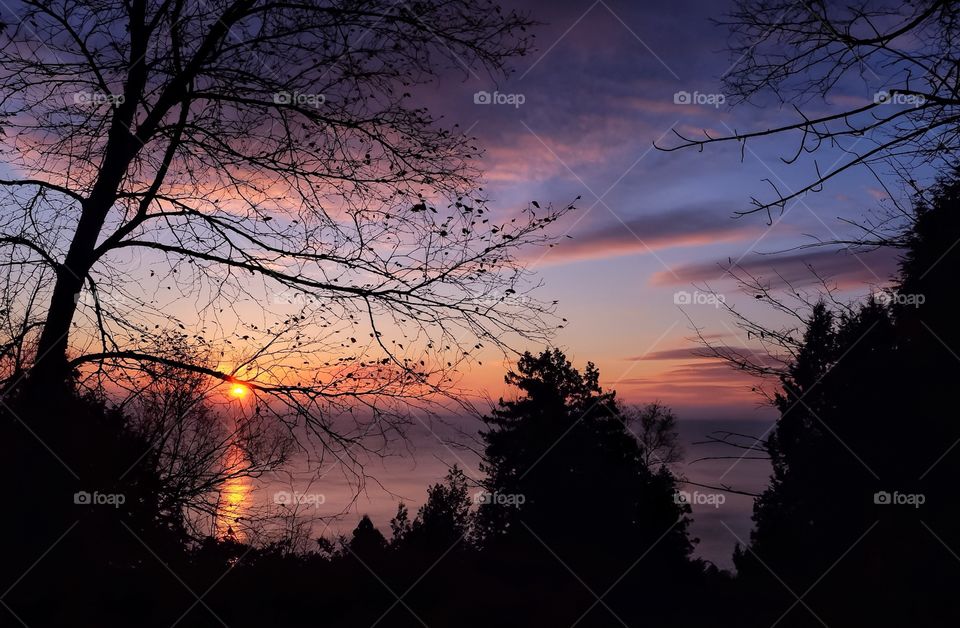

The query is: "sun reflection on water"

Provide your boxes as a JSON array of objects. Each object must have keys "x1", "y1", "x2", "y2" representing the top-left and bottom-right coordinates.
[{"x1": 216, "y1": 446, "x2": 251, "y2": 541}]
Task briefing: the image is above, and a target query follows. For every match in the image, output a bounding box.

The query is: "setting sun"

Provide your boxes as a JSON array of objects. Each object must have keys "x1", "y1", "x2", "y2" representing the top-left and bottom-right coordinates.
[{"x1": 229, "y1": 384, "x2": 249, "y2": 398}]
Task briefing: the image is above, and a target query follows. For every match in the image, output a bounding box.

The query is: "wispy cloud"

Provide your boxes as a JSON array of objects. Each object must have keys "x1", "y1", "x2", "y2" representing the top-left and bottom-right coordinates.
[
  {"x1": 541, "y1": 207, "x2": 762, "y2": 264},
  {"x1": 631, "y1": 346, "x2": 773, "y2": 363},
  {"x1": 614, "y1": 360, "x2": 760, "y2": 406},
  {"x1": 650, "y1": 246, "x2": 901, "y2": 288}
]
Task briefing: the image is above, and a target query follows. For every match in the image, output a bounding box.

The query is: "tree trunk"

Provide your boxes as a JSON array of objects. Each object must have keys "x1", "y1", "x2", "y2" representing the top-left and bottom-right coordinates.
[
  {"x1": 26, "y1": 208, "x2": 108, "y2": 400},
  {"x1": 25, "y1": 160, "x2": 130, "y2": 401},
  {"x1": 24, "y1": 11, "x2": 149, "y2": 402}
]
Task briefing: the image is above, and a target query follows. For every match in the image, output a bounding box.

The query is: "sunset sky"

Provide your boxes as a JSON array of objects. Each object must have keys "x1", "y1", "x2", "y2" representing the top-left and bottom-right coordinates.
[
  {"x1": 405, "y1": 0, "x2": 907, "y2": 417},
  {"x1": 249, "y1": 0, "x2": 921, "y2": 567},
  {"x1": 5, "y1": 3, "x2": 956, "y2": 623},
  {"x1": 4, "y1": 0, "x2": 922, "y2": 569}
]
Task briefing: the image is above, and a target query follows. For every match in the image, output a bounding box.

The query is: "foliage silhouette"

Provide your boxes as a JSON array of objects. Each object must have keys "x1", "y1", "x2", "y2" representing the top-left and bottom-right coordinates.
[
  {"x1": 474, "y1": 349, "x2": 705, "y2": 627},
  {"x1": 2, "y1": 351, "x2": 722, "y2": 627},
  {"x1": 403, "y1": 466, "x2": 473, "y2": 555},
  {"x1": 2, "y1": 391, "x2": 196, "y2": 626},
  {"x1": 734, "y1": 173, "x2": 960, "y2": 627},
  {"x1": 477, "y1": 350, "x2": 692, "y2": 556}
]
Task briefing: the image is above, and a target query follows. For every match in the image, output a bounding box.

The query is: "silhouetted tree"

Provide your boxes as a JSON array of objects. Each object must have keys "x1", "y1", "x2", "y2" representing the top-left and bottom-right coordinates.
[
  {"x1": 478, "y1": 350, "x2": 691, "y2": 553},
  {"x1": 368, "y1": 467, "x2": 478, "y2": 626},
  {"x1": 734, "y1": 173, "x2": 960, "y2": 627},
  {"x1": 348, "y1": 515, "x2": 388, "y2": 563},
  {"x1": 475, "y1": 349, "x2": 698, "y2": 626},
  {"x1": 0, "y1": 3, "x2": 572, "y2": 620},
  {"x1": 124, "y1": 340, "x2": 295, "y2": 539},
  {"x1": 405, "y1": 466, "x2": 473, "y2": 554},
  {"x1": 0, "y1": 0, "x2": 572, "y2": 499},
  {"x1": 627, "y1": 401, "x2": 684, "y2": 469},
  {"x1": 1, "y1": 390, "x2": 197, "y2": 626},
  {"x1": 389, "y1": 503, "x2": 412, "y2": 548}
]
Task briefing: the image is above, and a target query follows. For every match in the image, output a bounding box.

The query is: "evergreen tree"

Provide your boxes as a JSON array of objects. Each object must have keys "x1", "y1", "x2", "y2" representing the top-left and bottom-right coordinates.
[
  {"x1": 736, "y1": 174, "x2": 960, "y2": 627},
  {"x1": 348, "y1": 515, "x2": 388, "y2": 562},
  {"x1": 474, "y1": 350, "x2": 697, "y2": 626},
  {"x1": 407, "y1": 466, "x2": 473, "y2": 553}
]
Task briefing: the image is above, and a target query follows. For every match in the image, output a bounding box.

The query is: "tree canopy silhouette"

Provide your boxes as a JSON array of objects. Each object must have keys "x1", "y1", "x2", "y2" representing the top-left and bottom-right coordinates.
[
  {"x1": 0, "y1": 0, "x2": 572, "y2": 461},
  {"x1": 732, "y1": 172, "x2": 960, "y2": 627},
  {"x1": 403, "y1": 466, "x2": 472, "y2": 555},
  {"x1": 477, "y1": 350, "x2": 691, "y2": 557},
  {"x1": 474, "y1": 349, "x2": 700, "y2": 626},
  {"x1": 348, "y1": 514, "x2": 388, "y2": 563}
]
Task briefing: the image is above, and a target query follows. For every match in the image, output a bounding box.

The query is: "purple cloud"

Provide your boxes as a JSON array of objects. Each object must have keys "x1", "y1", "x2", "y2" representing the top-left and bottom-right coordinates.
[
  {"x1": 542, "y1": 207, "x2": 762, "y2": 263},
  {"x1": 651, "y1": 246, "x2": 901, "y2": 288}
]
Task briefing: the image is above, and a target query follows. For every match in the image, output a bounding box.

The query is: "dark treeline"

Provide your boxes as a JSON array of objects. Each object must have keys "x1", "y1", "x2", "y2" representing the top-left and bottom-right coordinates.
[{"x1": 5, "y1": 174, "x2": 960, "y2": 626}]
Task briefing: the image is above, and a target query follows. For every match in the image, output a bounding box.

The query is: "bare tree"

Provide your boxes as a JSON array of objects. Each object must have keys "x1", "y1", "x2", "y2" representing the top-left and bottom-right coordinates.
[
  {"x1": 659, "y1": 0, "x2": 960, "y2": 220},
  {"x1": 625, "y1": 402, "x2": 684, "y2": 469},
  {"x1": 116, "y1": 337, "x2": 295, "y2": 538},
  {"x1": 0, "y1": 1, "x2": 573, "y2": 460}
]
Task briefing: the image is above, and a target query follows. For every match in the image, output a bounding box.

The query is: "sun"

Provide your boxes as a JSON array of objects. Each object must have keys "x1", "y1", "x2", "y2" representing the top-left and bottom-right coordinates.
[{"x1": 229, "y1": 384, "x2": 249, "y2": 398}]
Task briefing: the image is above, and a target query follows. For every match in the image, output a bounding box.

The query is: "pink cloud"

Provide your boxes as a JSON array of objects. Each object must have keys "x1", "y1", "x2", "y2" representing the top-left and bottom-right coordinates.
[
  {"x1": 613, "y1": 359, "x2": 762, "y2": 407},
  {"x1": 536, "y1": 207, "x2": 763, "y2": 264}
]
